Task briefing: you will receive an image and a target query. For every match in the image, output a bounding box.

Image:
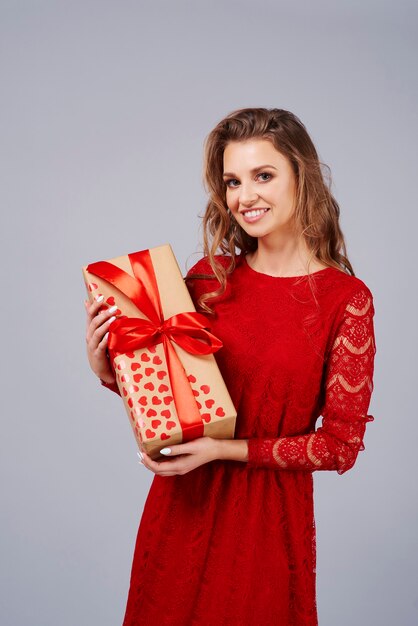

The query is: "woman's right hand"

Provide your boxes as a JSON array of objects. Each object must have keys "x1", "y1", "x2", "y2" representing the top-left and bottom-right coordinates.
[{"x1": 84, "y1": 296, "x2": 119, "y2": 384}]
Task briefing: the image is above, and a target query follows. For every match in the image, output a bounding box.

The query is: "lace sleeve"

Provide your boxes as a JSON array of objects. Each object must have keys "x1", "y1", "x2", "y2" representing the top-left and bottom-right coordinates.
[{"x1": 247, "y1": 288, "x2": 376, "y2": 475}]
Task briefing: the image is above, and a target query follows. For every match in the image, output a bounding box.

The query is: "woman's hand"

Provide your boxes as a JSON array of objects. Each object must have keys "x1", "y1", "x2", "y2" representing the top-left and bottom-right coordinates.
[
  {"x1": 139, "y1": 436, "x2": 221, "y2": 476},
  {"x1": 84, "y1": 296, "x2": 119, "y2": 384}
]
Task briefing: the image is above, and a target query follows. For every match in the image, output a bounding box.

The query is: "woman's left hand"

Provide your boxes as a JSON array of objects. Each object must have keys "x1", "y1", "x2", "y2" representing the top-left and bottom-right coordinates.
[{"x1": 139, "y1": 436, "x2": 220, "y2": 476}]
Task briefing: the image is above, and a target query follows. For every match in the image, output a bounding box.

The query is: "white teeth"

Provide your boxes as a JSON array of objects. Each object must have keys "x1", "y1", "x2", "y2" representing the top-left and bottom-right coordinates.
[{"x1": 243, "y1": 208, "x2": 269, "y2": 218}]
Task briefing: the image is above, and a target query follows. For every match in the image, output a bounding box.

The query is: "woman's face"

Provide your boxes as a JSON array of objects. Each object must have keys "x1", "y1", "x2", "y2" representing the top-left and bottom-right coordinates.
[{"x1": 223, "y1": 139, "x2": 297, "y2": 239}]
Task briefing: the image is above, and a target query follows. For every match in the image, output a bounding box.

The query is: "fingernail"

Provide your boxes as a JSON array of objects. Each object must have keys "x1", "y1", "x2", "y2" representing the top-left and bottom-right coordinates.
[
  {"x1": 160, "y1": 447, "x2": 171, "y2": 455},
  {"x1": 95, "y1": 295, "x2": 104, "y2": 302},
  {"x1": 104, "y1": 332, "x2": 109, "y2": 342},
  {"x1": 108, "y1": 305, "x2": 117, "y2": 314},
  {"x1": 137, "y1": 451, "x2": 143, "y2": 461},
  {"x1": 108, "y1": 316, "x2": 116, "y2": 324}
]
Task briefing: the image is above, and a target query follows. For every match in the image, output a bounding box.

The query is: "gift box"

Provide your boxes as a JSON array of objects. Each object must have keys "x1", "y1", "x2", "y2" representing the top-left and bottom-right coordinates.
[{"x1": 82, "y1": 244, "x2": 237, "y2": 460}]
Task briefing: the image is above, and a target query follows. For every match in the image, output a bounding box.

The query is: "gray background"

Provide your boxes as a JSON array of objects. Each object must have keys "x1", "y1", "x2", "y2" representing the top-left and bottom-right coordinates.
[{"x1": 1, "y1": 1, "x2": 417, "y2": 624}]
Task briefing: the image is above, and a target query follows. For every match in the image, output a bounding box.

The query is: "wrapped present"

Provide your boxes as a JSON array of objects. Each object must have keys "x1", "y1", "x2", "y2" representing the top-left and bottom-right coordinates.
[{"x1": 82, "y1": 244, "x2": 236, "y2": 460}]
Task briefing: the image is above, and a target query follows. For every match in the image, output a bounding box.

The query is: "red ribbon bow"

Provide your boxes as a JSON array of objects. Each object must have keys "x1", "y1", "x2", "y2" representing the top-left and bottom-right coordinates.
[{"x1": 86, "y1": 249, "x2": 223, "y2": 441}]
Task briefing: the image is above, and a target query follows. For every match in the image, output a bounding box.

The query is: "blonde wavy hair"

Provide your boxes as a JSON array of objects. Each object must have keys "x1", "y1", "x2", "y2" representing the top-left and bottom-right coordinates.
[{"x1": 187, "y1": 107, "x2": 354, "y2": 314}]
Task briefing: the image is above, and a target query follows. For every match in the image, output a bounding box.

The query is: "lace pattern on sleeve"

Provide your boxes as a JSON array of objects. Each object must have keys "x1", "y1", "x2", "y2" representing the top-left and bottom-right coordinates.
[{"x1": 247, "y1": 288, "x2": 376, "y2": 474}]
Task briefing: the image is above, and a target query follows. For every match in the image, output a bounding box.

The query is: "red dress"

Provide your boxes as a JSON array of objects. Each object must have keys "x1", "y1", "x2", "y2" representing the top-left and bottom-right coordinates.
[{"x1": 102, "y1": 252, "x2": 376, "y2": 626}]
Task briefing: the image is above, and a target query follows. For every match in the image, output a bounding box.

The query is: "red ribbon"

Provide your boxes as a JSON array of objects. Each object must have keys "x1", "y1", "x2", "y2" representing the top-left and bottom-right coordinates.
[{"x1": 86, "y1": 250, "x2": 223, "y2": 441}]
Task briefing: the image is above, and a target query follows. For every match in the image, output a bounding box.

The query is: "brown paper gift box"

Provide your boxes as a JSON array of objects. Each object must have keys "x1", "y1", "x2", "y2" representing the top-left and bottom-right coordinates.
[{"x1": 82, "y1": 244, "x2": 237, "y2": 460}]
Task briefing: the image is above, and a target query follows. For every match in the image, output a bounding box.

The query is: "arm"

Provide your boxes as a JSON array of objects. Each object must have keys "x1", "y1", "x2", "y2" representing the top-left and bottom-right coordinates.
[{"x1": 230, "y1": 287, "x2": 376, "y2": 474}]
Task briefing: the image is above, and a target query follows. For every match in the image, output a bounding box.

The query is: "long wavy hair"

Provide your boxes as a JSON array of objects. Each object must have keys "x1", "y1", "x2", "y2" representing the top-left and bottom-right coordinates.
[{"x1": 187, "y1": 107, "x2": 354, "y2": 314}]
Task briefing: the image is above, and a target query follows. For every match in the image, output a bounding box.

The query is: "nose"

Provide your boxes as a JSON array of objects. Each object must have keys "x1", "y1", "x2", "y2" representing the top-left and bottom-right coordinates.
[{"x1": 239, "y1": 181, "x2": 259, "y2": 207}]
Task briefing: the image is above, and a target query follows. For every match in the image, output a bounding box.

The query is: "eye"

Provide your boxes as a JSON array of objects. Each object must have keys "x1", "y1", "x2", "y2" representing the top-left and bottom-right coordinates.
[
  {"x1": 225, "y1": 178, "x2": 239, "y2": 188},
  {"x1": 257, "y1": 172, "x2": 272, "y2": 182}
]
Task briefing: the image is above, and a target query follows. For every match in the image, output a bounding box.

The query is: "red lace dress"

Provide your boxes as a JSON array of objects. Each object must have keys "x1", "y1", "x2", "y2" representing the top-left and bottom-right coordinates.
[{"x1": 101, "y1": 252, "x2": 376, "y2": 626}]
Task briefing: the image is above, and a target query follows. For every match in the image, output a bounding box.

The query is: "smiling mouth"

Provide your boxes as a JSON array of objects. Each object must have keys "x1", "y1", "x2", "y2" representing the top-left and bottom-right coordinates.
[{"x1": 241, "y1": 208, "x2": 270, "y2": 217}]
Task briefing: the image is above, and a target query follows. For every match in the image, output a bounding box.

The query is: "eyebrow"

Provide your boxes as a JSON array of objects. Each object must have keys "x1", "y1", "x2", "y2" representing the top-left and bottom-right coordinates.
[{"x1": 222, "y1": 164, "x2": 278, "y2": 177}]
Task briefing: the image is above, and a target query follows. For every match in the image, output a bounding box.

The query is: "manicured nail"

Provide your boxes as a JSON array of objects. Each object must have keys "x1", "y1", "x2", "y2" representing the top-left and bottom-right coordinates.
[
  {"x1": 137, "y1": 451, "x2": 144, "y2": 464},
  {"x1": 95, "y1": 294, "x2": 104, "y2": 302},
  {"x1": 104, "y1": 332, "x2": 109, "y2": 342},
  {"x1": 160, "y1": 447, "x2": 171, "y2": 455},
  {"x1": 108, "y1": 305, "x2": 117, "y2": 314},
  {"x1": 108, "y1": 316, "x2": 116, "y2": 324}
]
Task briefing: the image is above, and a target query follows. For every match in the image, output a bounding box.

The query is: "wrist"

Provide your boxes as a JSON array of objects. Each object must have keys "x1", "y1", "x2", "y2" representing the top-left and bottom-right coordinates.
[
  {"x1": 216, "y1": 438, "x2": 249, "y2": 462},
  {"x1": 98, "y1": 368, "x2": 116, "y2": 384},
  {"x1": 99, "y1": 375, "x2": 117, "y2": 386}
]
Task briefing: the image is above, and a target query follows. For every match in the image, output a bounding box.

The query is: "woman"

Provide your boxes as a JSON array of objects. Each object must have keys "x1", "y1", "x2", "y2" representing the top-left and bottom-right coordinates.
[{"x1": 85, "y1": 108, "x2": 376, "y2": 625}]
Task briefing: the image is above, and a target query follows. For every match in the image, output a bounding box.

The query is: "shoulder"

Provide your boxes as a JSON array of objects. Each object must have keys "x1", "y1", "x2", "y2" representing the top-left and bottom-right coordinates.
[
  {"x1": 184, "y1": 254, "x2": 234, "y2": 311},
  {"x1": 318, "y1": 269, "x2": 376, "y2": 357},
  {"x1": 313, "y1": 268, "x2": 375, "y2": 337},
  {"x1": 185, "y1": 254, "x2": 233, "y2": 279},
  {"x1": 323, "y1": 270, "x2": 375, "y2": 340},
  {"x1": 320, "y1": 267, "x2": 374, "y2": 306}
]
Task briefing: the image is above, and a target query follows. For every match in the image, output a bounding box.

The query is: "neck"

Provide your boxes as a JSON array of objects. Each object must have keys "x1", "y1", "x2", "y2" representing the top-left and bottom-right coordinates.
[{"x1": 247, "y1": 232, "x2": 317, "y2": 277}]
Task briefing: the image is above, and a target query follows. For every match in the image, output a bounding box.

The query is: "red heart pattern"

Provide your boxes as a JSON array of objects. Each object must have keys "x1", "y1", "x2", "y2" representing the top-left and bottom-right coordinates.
[
  {"x1": 106, "y1": 296, "x2": 115, "y2": 305},
  {"x1": 116, "y1": 352, "x2": 228, "y2": 446},
  {"x1": 184, "y1": 374, "x2": 227, "y2": 427}
]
